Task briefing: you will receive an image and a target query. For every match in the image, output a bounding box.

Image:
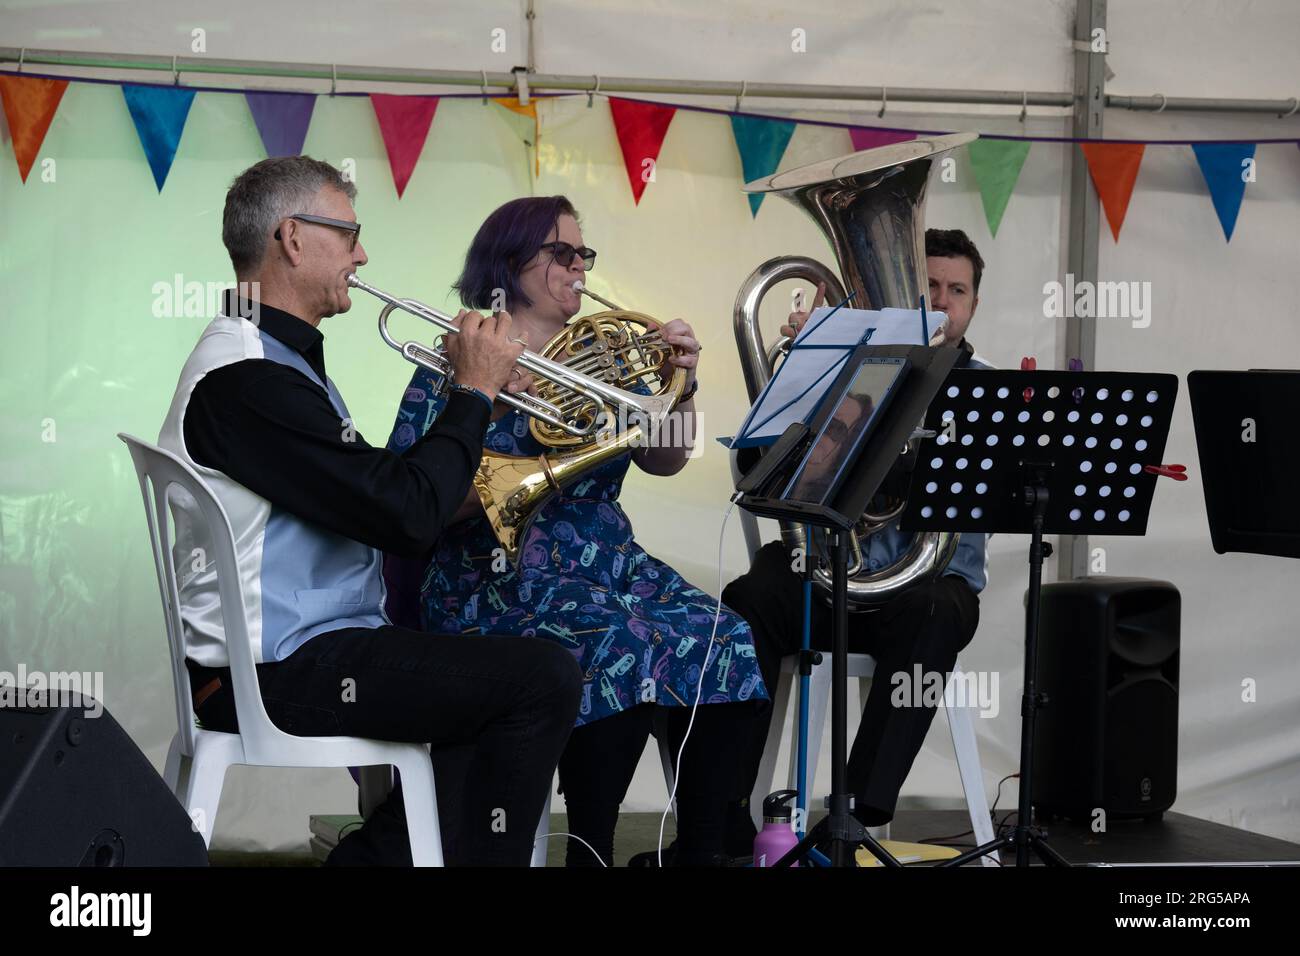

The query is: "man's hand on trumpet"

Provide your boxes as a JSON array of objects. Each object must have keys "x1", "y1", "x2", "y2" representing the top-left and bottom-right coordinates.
[{"x1": 443, "y1": 309, "x2": 535, "y2": 403}]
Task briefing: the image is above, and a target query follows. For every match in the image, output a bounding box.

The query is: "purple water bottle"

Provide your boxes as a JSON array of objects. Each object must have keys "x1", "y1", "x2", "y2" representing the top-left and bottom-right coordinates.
[{"x1": 753, "y1": 790, "x2": 800, "y2": 868}]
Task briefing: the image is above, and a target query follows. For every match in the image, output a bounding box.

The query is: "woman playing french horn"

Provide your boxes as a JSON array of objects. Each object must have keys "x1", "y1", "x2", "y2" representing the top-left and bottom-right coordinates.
[{"x1": 384, "y1": 196, "x2": 766, "y2": 866}]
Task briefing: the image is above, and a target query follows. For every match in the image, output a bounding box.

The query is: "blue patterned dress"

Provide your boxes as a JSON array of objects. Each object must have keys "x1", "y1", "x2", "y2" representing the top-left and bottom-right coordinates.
[{"x1": 386, "y1": 367, "x2": 767, "y2": 726}]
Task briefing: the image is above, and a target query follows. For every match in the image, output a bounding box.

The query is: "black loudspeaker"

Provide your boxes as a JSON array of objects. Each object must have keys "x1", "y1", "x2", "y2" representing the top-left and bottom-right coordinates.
[
  {"x1": 0, "y1": 697, "x2": 208, "y2": 865},
  {"x1": 1032, "y1": 577, "x2": 1180, "y2": 822}
]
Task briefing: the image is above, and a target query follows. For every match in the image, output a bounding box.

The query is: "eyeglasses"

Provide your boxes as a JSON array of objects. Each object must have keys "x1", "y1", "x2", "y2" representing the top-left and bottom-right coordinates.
[
  {"x1": 539, "y1": 241, "x2": 597, "y2": 270},
  {"x1": 274, "y1": 213, "x2": 362, "y2": 250}
]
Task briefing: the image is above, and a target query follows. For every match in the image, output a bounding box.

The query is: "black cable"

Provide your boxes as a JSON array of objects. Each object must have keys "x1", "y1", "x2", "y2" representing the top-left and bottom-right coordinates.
[{"x1": 917, "y1": 771, "x2": 1017, "y2": 846}]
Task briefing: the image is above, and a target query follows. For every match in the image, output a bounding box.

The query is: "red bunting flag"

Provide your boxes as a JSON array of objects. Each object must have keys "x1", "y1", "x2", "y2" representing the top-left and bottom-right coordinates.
[
  {"x1": 0, "y1": 74, "x2": 69, "y2": 182},
  {"x1": 369, "y1": 94, "x2": 440, "y2": 198},
  {"x1": 609, "y1": 98, "x2": 677, "y2": 205},
  {"x1": 1080, "y1": 143, "x2": 1146, "y2": 241}
]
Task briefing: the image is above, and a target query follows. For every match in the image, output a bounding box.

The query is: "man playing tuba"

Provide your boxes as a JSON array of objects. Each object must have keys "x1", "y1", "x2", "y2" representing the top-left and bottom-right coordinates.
[{"x1": 722, "y1": 228, "x2": 993, "y2": 846}]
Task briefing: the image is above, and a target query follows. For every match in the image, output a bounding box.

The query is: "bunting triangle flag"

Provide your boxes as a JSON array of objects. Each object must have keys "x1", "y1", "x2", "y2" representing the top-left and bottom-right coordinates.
[
  {"x1": 848, "y1": 127, "x2": 915, "y2": 152},
  {"x1": 370, "y1": 93, "x2": 440, "y2": 198},
  {"x1": 492, "y1": 97, "x2": 540, "y2": 178},
  {"x1": 0, "y1": 74, "x2": 69, "y2": 182},
  {"x1": 1080, "y1": 143, "x2": 1146, "y2": 241},
  {"x1": 608, "y1": 97, "x2": 676, "y2": 205},
  {"x1": 1192, "y1": 142, "x2": 1255, "y2": 242},
  {"x1": 730, "y1": 114, "x2": 796, "y2": 217},
  {"x1": 245, "y1": 91, "x2": 316, "y2": 157},
  {"x1": 967, "y1": 138, "x2": 1031, "y2": 237},
  {"x1": 121, "y1": 84, "x2": 197, "y2": 192}
]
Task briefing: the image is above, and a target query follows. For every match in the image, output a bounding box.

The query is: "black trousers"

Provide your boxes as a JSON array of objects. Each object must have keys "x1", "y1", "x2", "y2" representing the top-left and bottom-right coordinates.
[
  {"x1": 187, "y1": 624, "x2": 582, "y2": 866},
  {"x1": 721, "y1": 541, "x2": 980, "y2": 823}
]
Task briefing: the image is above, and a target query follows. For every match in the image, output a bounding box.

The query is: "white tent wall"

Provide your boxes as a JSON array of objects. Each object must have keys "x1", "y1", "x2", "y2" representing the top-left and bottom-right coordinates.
[{"x1": 4, "y1": 1, "x2": 1297, "y2": 852}]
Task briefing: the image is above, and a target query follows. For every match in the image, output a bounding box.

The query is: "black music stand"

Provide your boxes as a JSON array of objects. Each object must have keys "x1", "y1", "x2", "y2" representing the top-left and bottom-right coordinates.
[
  {"x1": 1189, "y1": 370, "x2": 1300, "y2": 560},
  {"x1": 899, "y1": 369, "x2": 1179, "y2": 866},
  {"x1": 737, "y1": 344, "x2": 961, "y2": 867}
]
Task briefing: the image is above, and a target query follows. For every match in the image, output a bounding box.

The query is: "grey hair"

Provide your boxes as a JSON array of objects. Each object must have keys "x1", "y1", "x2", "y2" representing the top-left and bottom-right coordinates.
[{"x1": 222, "y1": 156, "x2": 357, "y2": 277}]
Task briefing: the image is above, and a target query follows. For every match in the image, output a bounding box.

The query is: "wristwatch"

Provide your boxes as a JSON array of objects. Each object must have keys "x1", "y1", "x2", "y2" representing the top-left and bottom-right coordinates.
[{"x1": 681, "y1": 379, "x2": 700, "y2": 402}]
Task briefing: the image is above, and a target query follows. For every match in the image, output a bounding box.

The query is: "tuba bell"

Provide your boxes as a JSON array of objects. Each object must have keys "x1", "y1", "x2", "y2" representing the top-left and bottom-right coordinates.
[{"x1": 733, "y1": 132, "x2": 977, "y2": 610}]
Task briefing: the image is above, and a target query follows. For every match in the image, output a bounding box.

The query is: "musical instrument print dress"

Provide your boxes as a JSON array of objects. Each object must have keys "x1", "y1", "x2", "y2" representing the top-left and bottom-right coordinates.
[{"x1": 387, "y1": 367, "x2": 767, "y2": 726}]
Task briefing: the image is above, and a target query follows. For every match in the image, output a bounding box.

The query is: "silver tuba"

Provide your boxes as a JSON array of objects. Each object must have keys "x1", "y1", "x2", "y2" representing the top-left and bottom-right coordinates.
[{"x1": 733, "y1": 132, "x2": 976, "y2": 610}]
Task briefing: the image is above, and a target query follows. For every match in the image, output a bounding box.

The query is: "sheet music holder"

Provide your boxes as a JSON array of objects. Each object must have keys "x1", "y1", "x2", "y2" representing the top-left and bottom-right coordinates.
[
  {"x1": 1188, "y1": 370, "x2": 1300, "y2": 560},
  {"x1": 737, "y1": 345, "x2": 962, "y2": 532},
  {"x1": 731, "y1": 306, "x2": 940, "y2": 449}
]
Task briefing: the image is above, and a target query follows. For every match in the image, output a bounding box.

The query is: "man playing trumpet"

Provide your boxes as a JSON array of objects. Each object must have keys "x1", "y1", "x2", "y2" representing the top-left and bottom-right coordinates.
[{"x1": 161, "y1": 156, "x2": 582, "y2": 865}]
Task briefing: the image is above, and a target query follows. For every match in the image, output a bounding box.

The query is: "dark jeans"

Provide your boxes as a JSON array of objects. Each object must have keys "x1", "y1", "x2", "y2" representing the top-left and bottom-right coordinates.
[
  {"x1": 187, "y1": 624, "x2": 582, "y2": 866},
  {"x1": 721, "y1": 541, "x2": 980, "y2": 823}
]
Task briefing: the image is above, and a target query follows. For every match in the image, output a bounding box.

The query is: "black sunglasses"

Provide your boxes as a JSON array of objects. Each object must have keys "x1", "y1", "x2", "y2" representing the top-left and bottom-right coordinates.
[
  {"x1": 274, "y1": 213, "x2": 362, "y2": 250},
  {"x1": 540, "y1": 241, "x2": 596, "y2": 270}
]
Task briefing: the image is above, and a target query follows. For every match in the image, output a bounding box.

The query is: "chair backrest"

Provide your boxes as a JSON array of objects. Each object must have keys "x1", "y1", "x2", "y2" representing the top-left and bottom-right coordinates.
[{"x1": 117, "y1": 433, "x2": 288, "y2": 759}]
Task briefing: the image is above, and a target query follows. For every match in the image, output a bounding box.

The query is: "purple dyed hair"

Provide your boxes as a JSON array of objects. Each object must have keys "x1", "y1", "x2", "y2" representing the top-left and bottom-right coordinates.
[{"x1": 452, "y1": 195, "x2": 581, "y2": 311}]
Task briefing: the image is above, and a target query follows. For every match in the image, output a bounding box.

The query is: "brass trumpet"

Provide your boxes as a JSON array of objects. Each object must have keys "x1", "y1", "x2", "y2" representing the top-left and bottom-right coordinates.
[
  {"x1": 350, "y1": 274, "x2": 687, "y2": 563},
  {"x1": 347, "y1": 273, "x2": 673, "y2": 436}
]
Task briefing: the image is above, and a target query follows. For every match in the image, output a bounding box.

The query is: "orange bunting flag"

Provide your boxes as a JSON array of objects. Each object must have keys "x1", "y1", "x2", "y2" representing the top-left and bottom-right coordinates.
[
  {"x1": 1080, "y1": 143, "x2": 1146, "y2": 241},
  {"x1": 0, "y1": 74, "x2": 69, "y2": 182}
]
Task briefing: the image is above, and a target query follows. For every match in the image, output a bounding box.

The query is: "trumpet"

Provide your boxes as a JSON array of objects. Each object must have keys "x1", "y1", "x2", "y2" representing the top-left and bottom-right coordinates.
[
  {"x1": 346, "y1": 273, "x2": 672, "y2": 437},
  {"x1": 350, "y1": 273, "x2": 688, "y2": 563}
]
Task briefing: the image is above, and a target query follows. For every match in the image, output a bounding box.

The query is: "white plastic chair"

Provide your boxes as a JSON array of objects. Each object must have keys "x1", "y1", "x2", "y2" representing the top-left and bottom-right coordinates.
[
  {"x1": 119, "y1": 433, "x2": 445, "y2": 865},
  {"x1": 732, "y1": 448, "x2": 999, "y2": 865}
]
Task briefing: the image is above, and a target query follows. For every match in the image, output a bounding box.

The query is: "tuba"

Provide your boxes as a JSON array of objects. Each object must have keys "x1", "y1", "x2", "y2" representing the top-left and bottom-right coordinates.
[{"x1": 733, "y1": 132, "x2": 976, "y2": 610}]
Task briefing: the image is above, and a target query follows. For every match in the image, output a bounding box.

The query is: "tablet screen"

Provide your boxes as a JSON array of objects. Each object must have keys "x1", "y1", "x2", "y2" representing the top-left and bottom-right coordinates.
[{"x1": 783, "y1": 358, "x2": 907, "y2": 506}]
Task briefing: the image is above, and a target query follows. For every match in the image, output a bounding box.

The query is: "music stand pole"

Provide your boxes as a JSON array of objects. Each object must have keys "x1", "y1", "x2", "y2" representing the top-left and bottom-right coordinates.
[
  {"x1": 932, "y1": 467, "x2": 1070, "y2": 866},
  {"x1": 830, "y1": 529, "x2": 852, "y2": 867},
  {"x1": 773, "y1": 530, "x2": 900, "y2": 868}
]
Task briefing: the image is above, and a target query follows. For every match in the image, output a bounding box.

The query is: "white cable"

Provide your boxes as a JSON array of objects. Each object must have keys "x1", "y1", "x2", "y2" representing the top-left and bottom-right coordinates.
[
  {"x1": 532, "y1": 830, "x2": 608, "y2": 867},
  {"x1": 657, "y1": 496, "x2": 738, "y2": 866}
]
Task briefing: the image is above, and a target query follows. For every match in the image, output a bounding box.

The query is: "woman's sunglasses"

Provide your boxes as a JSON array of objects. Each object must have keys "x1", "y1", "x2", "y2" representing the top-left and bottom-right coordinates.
[{"x1": 540, "y1": 241, "x2": 597, "y2": 270}]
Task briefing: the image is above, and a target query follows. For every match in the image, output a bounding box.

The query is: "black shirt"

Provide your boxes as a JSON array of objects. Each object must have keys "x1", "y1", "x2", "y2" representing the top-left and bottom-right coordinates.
[{"x1": 182, "y1": 292, "x2": 490, "y2": 558}]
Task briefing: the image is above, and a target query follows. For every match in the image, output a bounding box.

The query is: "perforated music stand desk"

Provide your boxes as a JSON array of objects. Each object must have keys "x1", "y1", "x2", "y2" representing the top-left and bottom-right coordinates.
[
  {"x1": 902, "y1": 369, "x2": 1179, "y2": 866},
  {"x1": 903, "y1": 371, "x2": 1178, "y2": 539}
]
